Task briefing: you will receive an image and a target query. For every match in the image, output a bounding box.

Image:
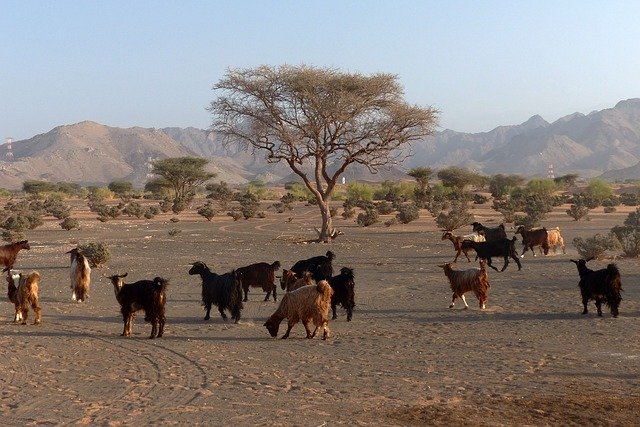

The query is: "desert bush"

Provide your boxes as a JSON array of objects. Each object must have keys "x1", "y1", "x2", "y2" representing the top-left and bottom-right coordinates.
[
  {"x1": 87, "y1": 186, "x2": 114, "y2": 202},
  {"x1": 168, "y1": 228, "x2": 182, "y2": 237},
  {"x1": 611, "y1": 225, "x2": 640, "y2": 257},
  {"x1": 77, "y1": 242, "x2": 111, "y2": 268},
  {"x1": 384, "y1": 218, "x2": 398, "y2": 227},
  {"x1": 566, "y1": 203, "x2": 589, "y2": 221},
  {"x1": 492, "y1": 198, "x2": 519, "y2": 223},
  {"x1": 572, "y1": 234, "x2": 620, "y2": 260},
  {"x1": 2, "y1": 230, "x2": 25, "y2": 242},
  {"x1": 237, "y1": 192, "x2": 260, "y2": 219},
  {"x1": 197, "y1": 203, "x2": 217, "y2": 221},
  {"x1": 271, "y1": 202, "x2": 287, "y2": 214},
  {"x1": 357, "y1": 208, "x2": 379, "y2": 227},
  {"x1": 44, "y1": 197, "x2": 71, "y2": 219},
  {"x1": 342, "y1": 207, "x2": 355, "y2": 219},
  {"x1": 604, "y1": 206, "x2": 617, "y2": 213},
  {"x1": 330, "y1": 207, "x2": 338, "y2": 218},
  {"x1": 108, "y1": 180, "x2": 134, "y2": 200},
  {"x1": 144, "y1": 206, "x2": 159, "y2": 219},
  {"x1": 227, "y1": 211, "x2": 243, "y2": 221},
  {"x1": 158, "y1": 198, "x2": 172, "y2": 213},
  {"x1": 435, "y1": 202, "x2": 473, "y2": 231},
  {"x1": 169, "y1": 217, "x2": 180, "y2": 223},
  {"x1": 620, "y1": 193, "x2": 640, "y2": 206},
  {"x1": 376, "y1": 201, "x2": 395, "y2": 215},
  {"x1": 346, "y1": 182, "x2": 375, "y2": 203},
  {"x1": 60, "y1": 217, "x2": 80, "y2": 231},
  {"x1": 122, "y1": 202, "x2": 145, "y2": 218},
  {"x1": 472, "y1": 194, "x2": 488, "y2": 205},
  {"x1": 396, "y1": 203, "x2": 420, "y2": 224}
]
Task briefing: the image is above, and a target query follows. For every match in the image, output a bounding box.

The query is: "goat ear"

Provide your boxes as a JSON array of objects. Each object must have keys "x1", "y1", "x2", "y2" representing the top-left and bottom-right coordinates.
[
  {"x1": 121, "y1": 272, "x2": 128, "y2": 278},
  {"x1": 569, "y1": 259, "x2": 578, "y2": 264},
  {"x1": 585, "y1": 257, "x2": 594, "y2": 263}
]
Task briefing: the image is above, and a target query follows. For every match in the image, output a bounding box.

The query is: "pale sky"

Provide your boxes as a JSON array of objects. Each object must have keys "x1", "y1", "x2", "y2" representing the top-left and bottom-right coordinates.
[{"x1": 1, "y1": 1, "x2": 639, "y2": 141}]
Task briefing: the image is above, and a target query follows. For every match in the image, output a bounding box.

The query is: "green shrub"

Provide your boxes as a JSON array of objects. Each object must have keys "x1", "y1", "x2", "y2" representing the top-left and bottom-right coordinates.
[
  {"x1": 357, "y1": 208, "x2": 379, "y2": 227},
  {"x1": 60, "y1": 217, "x2": 80, "y2": 231},
  {"x1": 396, "y1": 203, "x2": 420, "y2": 224},
  {"x1": 197, "y1": 203, "x2": 217, "y2": 221},
  {"x1": 77, "y1": 242, "x2": 110, "y2": 268},
  {"x1": 604, "y1": 206, "x2": 617, "y2": 213},
  {"x1": 228, "y1": 211, "x2": 243, "y2": 221},
  {"x1": 620, "y1": 193, "x2": 640, "y2": 206},
  {"x1": 168, "y1": 228, "x2": 182, "y2": 237},
  {"x1": 472, "y1": 194, "x2": 489, "y2": 204},
  {"x1": 2, "y1": 230, "x2": 25, "y2": 242},
  {"x1": 376, "y1": 201, "x2": 395, "y2": 215},
  {"x1": 572, "y1": 234, "x2": 620, "y2": 260},
  {"x1": 566, "y1": 204, "x2": 589, "y2": 221}
]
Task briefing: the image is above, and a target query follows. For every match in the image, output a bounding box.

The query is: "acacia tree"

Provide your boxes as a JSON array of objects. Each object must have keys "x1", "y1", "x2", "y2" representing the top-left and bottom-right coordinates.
[
  {"x1": 148, "y1": 157, "x2": 215, "y2": 213},
  {"x1": 208, "y1": 65, "x2": 438, "y2": 242}
]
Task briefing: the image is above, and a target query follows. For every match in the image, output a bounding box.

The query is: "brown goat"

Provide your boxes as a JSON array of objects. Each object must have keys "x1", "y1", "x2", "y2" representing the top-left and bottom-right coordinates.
[
  {"x1": 6, "y1": 270, "x2": 41, "y2": 324},
  {"x1": 67, "y1": 248, "x2": 91, "y2": 302},
  {"x1": 438, "y1": 261, "x2": 490, "y2": 309},
  {"x1": 288, "y1": 271, "x2": 316, "y2": 292},
  {"x1": 264, "y1": 280, "x2": 334, "y2": 340},
  {"x1": 236, "y1": 260, "x2": 281, "y2": 302},
  {"x1": 441, "y1": 231, "x2": 485, "y2": 262},
  {"x1": 0, "y1": 240, "x2": 31, "y2": 272},
  {"x1": 280, "y1": 269, "x2": 298, "y2": 291},
  {"x1": 547, "y1": 227, "x2": 566, "y2": 254}
]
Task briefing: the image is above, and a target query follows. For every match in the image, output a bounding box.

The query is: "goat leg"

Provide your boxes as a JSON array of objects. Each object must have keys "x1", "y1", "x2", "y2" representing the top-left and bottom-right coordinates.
[
  {"x1": 150, "y1": 322, "x2": 157, "y2": 339},
  {"x1": 331, "y1": 304, "x2": 338, "y2": 320},
  {"x1": 595, "y1": 299, "x2": 603, "y2": 317},
  {"x1": 281, "y1": 322, "x2": 294, "y2": 339},
  {"x1": 303, "y1": 320, "x2": 313, "y2": 338},
  {"x1": 346, "y1": 305, "x2": 353, "y2": 321},
  {"x1": 218, "y1": 306, "x2": 228, "y2": 321},
  {"x1": 157, "y1": 317, "x2": 165, "y2": 338}
]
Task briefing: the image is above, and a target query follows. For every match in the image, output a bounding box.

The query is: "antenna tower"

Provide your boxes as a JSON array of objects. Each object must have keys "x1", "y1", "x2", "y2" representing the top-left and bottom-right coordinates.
[{"x1": 4, "y1": 137, "x2": 13, "y2": 162}]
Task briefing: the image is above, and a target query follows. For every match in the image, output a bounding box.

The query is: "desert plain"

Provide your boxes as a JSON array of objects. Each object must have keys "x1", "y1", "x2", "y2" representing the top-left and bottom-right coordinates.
[{"x1": 0, "y1": 201, "x2": 638, "y2": 426}]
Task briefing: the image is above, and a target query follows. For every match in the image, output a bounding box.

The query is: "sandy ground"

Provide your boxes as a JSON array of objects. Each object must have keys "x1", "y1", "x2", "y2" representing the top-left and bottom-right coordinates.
[{"x1": 1, "y1": 202, "x2": 638, "y2": 426}]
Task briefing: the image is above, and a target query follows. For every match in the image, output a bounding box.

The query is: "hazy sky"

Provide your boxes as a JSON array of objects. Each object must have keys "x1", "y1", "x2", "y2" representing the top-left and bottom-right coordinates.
[{"x1": 2, "y1": 1, "x2": 639, "y2": 141}]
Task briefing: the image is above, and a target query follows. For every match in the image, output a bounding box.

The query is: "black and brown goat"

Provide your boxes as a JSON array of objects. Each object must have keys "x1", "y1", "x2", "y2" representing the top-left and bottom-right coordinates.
[
  {"x1": 0, "y1": 240, "x2": 30, "y2": 272},
  {"x1": 515, "y1": 226, "x2": 550, "y2": 258},
  {"x1": 438, "y1": 260, "x2": 490, "y2": 310},
  {"x1": 461, "y1": 237, "x2": 522, "y2": 272},
  {"x1": 67, "y1": 248, "x2": 91, "y2": 302},
  {"x1": 236, "y1": 261, "x2": 281, "y2": 302},
  {"x1": 105, "y1": 273, "x2": 168, "y2": 338},
  {"x1": 441, "y1": 231, "x2": 485, "y2": 262},
  {"x1": 327, "y1": 267, "x2": 356, "y2": 321},
  {"x1": 570, "y1": 258, "x2": 622, "y2": 318},
  {"x1": 188, "y1": 261, "x2": 243, "y2": 323},
  {"x1": 6, "y1": 270, "x2": 41, "y2": 325}
]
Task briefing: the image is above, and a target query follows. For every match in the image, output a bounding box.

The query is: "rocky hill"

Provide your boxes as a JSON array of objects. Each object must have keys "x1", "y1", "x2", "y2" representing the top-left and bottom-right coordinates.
[{"x1": 1, "y1": 99, "x2": 639, "y2": 189}]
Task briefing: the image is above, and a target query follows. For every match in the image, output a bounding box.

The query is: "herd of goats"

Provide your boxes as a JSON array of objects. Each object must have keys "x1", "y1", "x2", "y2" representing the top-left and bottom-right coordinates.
[
  {"x1": 1, "y1": 219, "x2": 624, "y2": 340},
  {"x1": 440, "y1": 222, "x2": 622, "y2": 318}
]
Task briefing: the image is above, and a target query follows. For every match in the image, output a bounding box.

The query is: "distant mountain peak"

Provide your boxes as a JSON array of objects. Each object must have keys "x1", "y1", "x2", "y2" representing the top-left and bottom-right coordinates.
[
  {"x1": 521, "y1": 114, "x2": 549, "y2": 129},
  {"x1": 614, "y1": 98, "x2": 640, "y2": 109}
]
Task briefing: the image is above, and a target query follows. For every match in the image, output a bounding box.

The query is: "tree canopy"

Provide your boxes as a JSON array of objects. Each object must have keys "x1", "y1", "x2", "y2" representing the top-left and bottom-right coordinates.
[
  {"x1": 149, "y1": 157, "x2": 215, "y2": 213},
  {"x1": 208, "y1": 64, "x2": 439, "y2": 241}
]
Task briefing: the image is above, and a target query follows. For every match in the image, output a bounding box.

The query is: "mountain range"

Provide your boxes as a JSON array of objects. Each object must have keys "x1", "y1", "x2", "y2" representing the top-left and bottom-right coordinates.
[{"x1": 2, "y1": 98, "x2": 640, "y2": 189}]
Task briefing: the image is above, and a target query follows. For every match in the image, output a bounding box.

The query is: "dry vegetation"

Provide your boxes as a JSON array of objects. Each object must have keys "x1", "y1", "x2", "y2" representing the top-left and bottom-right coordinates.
[{"x1": 0, "y1": 199, "x2": 638, "y2": 425}]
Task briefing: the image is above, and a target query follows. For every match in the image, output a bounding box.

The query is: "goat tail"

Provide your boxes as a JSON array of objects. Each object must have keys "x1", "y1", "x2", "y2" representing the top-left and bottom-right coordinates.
[
  {"x1": 271, "y1": 260, "x2": 281, "y2": 270},
  {"x1": 316, "y1": 280, "x2": 334, "y2": 298},
  {"x1": 153, "y1": 277, "x2": 170, "y2": 290},
  {"x1": 24, "y1": 271, "x2": 40, "y2": 292}
]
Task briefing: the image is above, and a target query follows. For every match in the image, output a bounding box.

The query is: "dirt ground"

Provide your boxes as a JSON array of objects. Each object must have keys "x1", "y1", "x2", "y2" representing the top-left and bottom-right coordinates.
[{"x1": 1, "y1": 202, "x2": 638, "y2": 426}]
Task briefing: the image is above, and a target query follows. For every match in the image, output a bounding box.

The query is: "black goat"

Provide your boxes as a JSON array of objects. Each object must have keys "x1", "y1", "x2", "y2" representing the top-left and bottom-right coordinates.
[
  {"x1": 570, "y1": 258, "x2": 622, "y2": 317},
  {"x1": 515, "y1": 226, "x2": 549, "y2": 258},
  {"x1": 105, "y1": 273, "x2": 168, "y2": 339},
  {"x1": 189, "y1": 261, "x2": 243, "y2": 323},
  {"x1": 236, "y1": 261, "x2": 281, "y2": 302},
  {"x1": 471, "y1": 222, "x2": 508, "y2": 242},
  {"x1": 281, "y1": 251, "x2": 335, "y2": 290},
  {"x1": 327, "y1": 267, "x2": 355, "y2": 321},
  {"x1": 461, "y1": 237, "x2": 522, "y2": 272}
]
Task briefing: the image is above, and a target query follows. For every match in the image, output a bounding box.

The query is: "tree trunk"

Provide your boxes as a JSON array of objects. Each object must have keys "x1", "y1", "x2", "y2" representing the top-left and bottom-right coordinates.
[{"x1": 318, "y1": 200, "x2": 334, "y2": 243}]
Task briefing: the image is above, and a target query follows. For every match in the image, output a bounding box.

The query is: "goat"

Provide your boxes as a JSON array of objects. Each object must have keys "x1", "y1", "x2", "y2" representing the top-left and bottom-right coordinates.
[
  {"x1": 547, "y1": 227, "x2": 566, "y2": 254},
  {"x1": 438, "y1": 261, "x2": 490, "y2": 309},
  {"x1": 280, "y1": 269, "x2": 298, "y2": 291},
  {"x1": 287, "y1": 271, "x2": 316, "y2": 292},
  {"x1": 0, "y1": 240, "x2": 31, "y2": 272},
  {"x1": 289, "y1": 251, "x2": 335, "y2": 281},
  {"x1": 6, "y1": 270, "x2": 41, "y2": 324},
  {"x1": 236, "y1": 261, "x2": 281, "y2": 302},
  {"x1": 188, "y1": 261, "x2": 243, "y2": 323},
  {"x1": 461, "y1": 237, "x2": 522, "y2": 272},
  {"x1": 67, "y1": 248, "x2": 91, "y2": 302},
  {"x1": 471, "y1": 222, "x2": 507, "y2": 242},
  {"x1": 515, "y1": 226, "x2": 549, "y2": 258},
  {"x1": 570, "y1": 258, "x2": 622, "y2": 317},
  {"x1": 441, "y1": 231, "x2": 485, "y2": 262},
  {"x1": 327, "y1": 267, "x2": 356, "y2": 321},
  {"x1": 105, "y1": 273, "x2": 168, "y2": 338},
  {"x1": 264, "y1": 280, "x2": 333, "y2": 340}
]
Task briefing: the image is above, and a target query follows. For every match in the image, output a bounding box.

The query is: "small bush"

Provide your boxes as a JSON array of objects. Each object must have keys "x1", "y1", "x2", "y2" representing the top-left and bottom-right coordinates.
[
  {"x1": 170, "y1": 217, "x2": 180, "y2": 223},
  {"x1": 376, "y1": 201, "x2": 395, "y2": 215},
  {"x1": 342, "y1": 208, "x2": 355, "y2": 219},
  {"x1": 1, "y1": 230, "x2": 25, "y2": 243},
  {"x1": 620, "y1": 193, "x2": 640, "y2": 206},
  {"x1": 357, "y1": 208, "x2": 379, "y2": 227},
  {"x1": 572, "y1": 234, "x2": 620, "y2": 260},
  {"x1": 611, "y1": 225, "x2": 640, "y2": 258},
  {"x1": 472, "y1": 194, "x2": 488, "y2": 204},
  {"x1": 77, "y1": 242, "x2": 110, "y2": 268},
  {"x1": 604, "y1": 206, "x2": 617, "y2": 213},
  {"x1": 228, "y1": 211, "x2": 243, "y2": 221},
  {"x1": 396, "y1": 204, "x2": 420, "y2": 224},
  {"x1": 566, "y1": 204, "x2": 589, "y2": 221},
  {"x1": 197, "y1": 203, "x2": 217, "y2": 221},
  {"x1": 60, "y1": 217, "x2": 80, "y2": 231},
  {"x1": 384, "y1": 218, "x2": 398, "y2": 227},
  {"x1": 168, "y1": 228, "x2": 182, "y2": 237}
]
